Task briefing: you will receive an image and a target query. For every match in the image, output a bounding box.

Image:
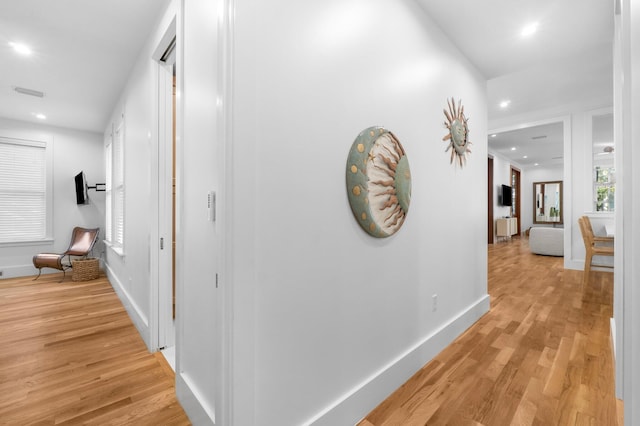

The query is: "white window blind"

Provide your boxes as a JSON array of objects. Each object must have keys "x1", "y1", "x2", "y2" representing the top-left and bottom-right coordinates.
[
  {"x1": 105, "y1": 137, "x2": 113, "y2": 242},
  {"x1": 113, "y1": 122, "x2": 124, "y2": 247},
  {"x1": 105, "y1": 120, "x2": 124, "y2": 250},
  {"x1": 0, "y1": 138, "x2": 47, "y2": 242}
]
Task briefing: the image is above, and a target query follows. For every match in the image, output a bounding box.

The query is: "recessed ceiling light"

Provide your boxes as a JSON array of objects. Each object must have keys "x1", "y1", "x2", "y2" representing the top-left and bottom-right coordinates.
[
  {"x1": 9, "y1": 41, "x2": 32, "y2": 55},
  {"x1": 511, "y1": 147, "x2": 516, "y2": 151},
  {"x1": 490, "y1": 134, "x2": 497, "y2": 138},
  {"x1": 534, "y1": 163, "x2": 539, "y2": 166},
  {"x1": 35, "y1": 113, "x2": 46, "y2": 120},
  {"x1": 523, "y1": 155, "x2": 528, "y2": 159},
  {"x1": 499, "y1": 100, "x2": 511, "y2": 108},
  {"x1": 521, "y1": 22, "x2": 539, "y2": 37}
]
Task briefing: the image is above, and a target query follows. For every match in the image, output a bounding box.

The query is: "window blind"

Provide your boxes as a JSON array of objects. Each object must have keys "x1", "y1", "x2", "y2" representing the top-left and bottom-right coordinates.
[
  {"x1": 0, "y1": 138, "x2": 47, "y2": 242},
  {"x1": 113, "y1": 122, "x2": 124, "y2": 247},
  {"x1": 105, "y1": 140, "x2": 113, "y2": 242}
]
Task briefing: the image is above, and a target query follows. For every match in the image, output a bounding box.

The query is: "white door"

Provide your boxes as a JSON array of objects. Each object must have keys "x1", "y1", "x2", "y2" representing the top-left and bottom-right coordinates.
[{"x1": 157, "y1": 38, "x2": 176, "y2": 351}]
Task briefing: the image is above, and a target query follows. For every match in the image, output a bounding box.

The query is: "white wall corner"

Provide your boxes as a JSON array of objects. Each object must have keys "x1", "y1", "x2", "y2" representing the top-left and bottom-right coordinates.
[
  {"x1": 176, "y1": 373, "x2": 215, "y2": 426},
  {"x1": 103, "y1": 262, "x2": 151, "y2": 349}
]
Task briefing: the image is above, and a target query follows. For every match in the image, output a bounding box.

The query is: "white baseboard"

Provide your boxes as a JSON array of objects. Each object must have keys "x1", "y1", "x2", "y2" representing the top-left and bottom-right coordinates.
[
  {"x1": 1, "y1": 259, "x2": 106, "y2": 279},
  {"x1": 0, "y1": 264, "x2": 46, "y2": 279},
  {"x1": 103, "y1": 263, "x2": 151, "y2": 349},
  {"x1": 564, "y1": 259, "x2": 583, "y2": 270},
  {"x1": 177, "y1": 372, "x2": 216, "y2": 426},
  {"x1": 304, "y1": 294, "x2": 491, "y2": 426},
  {"x1": 565, "y1": 258, "x2": 614, "y2": 272}
]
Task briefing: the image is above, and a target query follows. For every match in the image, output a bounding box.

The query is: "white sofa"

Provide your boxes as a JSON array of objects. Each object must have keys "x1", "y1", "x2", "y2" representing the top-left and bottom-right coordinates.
[{"x1": 529, "y1": 227, "x2": 564, "y2": 256}]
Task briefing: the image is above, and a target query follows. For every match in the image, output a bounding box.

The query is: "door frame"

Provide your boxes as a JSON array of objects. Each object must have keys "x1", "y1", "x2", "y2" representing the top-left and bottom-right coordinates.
[
  {"x1": 150, "y1": 18, "x2": 177, "y2": 352},
  {"x1": 489, "y1": 115, "x2": 571, "y2": 261},
  {"x1": 510, "y1": 166, "x2": 521, "y2": 235},
  {"x1": 488, "y1": 156, "x2": 494, "y2": 244}
]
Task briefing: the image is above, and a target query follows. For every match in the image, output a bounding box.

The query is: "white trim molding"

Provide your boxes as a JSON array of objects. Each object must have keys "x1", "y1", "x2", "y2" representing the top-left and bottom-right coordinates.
[{"x1": 303, "y1": 295, "x2": 491, "y2": 426}]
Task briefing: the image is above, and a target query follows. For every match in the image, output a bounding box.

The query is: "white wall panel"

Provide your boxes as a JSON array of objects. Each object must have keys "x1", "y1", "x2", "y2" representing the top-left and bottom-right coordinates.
[{"x1": 230, "y1": 1, "x2": 488, "y2": 424}]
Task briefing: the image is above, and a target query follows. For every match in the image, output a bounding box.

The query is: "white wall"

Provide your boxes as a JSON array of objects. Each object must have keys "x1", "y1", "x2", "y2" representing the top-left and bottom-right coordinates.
[
  {"x1": 226, "y1": 1, "x2": 488, "y2": 424},
  {"x1": 620, "y1": 0, "x2": 640, "y2": 421},
  {"x1": 613, "y1": 3, "x2": 624, "y2": 400},
  {"x1": 176, "y1": 0, "x2": 223, "y2": 423},
  {"x1": 0, "y1": 117, "x2": 104, "y2": 278},
  {"x1": 106, "y1": 1, "x2": 489, "y2": 424}
]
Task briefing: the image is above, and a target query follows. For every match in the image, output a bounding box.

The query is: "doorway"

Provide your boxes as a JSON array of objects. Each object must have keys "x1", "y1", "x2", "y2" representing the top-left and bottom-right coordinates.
[
  {"x1": 488, "y1": 117, "x2": 568, "y2": 243},
  {"x1": 488, "y1": 156, "x2": 494, "y2": 244},
  {"x1": 153, "y1": 24, "x2": 177, "y2": 362},
  {"x1": 510, "y1": 166, "x2": 521, "y2": 235}
]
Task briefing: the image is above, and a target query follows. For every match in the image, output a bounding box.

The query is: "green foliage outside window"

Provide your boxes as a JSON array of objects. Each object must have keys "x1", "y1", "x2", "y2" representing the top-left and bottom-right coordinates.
[{"x1": 594, "y1": 166, "x2": 615, "y2": 212}]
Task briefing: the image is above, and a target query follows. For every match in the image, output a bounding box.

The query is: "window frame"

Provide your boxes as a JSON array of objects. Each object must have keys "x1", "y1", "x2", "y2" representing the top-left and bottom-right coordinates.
[
  {"x1": 105, "y1": 119, "x2": 125, "y2": 255},
  {"x1": 593, "y1": 165, "x2": 615, "y2": 212},
  {"x1": 0, "y1": 135, "x2": 53, "y2": 246}
]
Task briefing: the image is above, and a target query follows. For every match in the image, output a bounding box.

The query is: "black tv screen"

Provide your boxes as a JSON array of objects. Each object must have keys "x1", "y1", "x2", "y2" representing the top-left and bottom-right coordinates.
[
  {"x1": 75, "y1": 171, "x2": 89, "y2": 204},
  {"x1": 501, "y1": 184, "x2": 513, "y2": 206}
]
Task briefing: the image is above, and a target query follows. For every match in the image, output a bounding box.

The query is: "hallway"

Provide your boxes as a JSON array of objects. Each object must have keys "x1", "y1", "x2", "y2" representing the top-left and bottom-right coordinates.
[
  {"x1": 360, "y1": 237, "x2": 621, "y2": 425},
  {"x1": 0, "y1": 237, "x2": 622, "y2": 425}
]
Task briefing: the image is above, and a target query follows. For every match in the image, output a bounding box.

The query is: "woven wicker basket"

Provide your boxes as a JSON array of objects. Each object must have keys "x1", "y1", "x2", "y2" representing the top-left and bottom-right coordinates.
[{"x1": 72, "y1": 258, "x2": 99, "y2": 281}]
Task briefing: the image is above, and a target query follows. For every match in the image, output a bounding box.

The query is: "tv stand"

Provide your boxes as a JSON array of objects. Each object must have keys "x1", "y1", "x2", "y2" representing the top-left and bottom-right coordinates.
[{"x1": 496, "y1": 218, "x2": 518, "y2": 241}]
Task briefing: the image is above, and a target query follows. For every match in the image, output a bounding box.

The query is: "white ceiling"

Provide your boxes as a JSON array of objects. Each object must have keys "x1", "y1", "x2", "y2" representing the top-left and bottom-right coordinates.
[
  {"x1": 488, "y1": 122, "x2": 565, "y2": 169},
  {"x1": 488, "y1": 110, "x2": 614, "y2": 170},
  {"x1": 1, "y1": 0, "x2": 615, "y2": 146},
  {"x1": 0, "y1": 0, "x2": 169, "y2": 133},
  {"x1": 417, "y1": 0, "x2": 615, "y2": 169}
]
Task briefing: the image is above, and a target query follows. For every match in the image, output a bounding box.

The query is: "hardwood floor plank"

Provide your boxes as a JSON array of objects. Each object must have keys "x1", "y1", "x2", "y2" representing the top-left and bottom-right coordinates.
[
  {"x1": 358, "y1": 237, "x2": 619, "y2": 426},
  {"x1": 0, "y1": 273, "x2": 190, "y2": 425}
]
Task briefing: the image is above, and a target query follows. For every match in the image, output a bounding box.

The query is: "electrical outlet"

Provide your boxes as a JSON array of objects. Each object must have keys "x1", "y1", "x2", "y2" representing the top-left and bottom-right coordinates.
[{"x1": 432, "y1": 294, "x2": 438, "y2": 312}]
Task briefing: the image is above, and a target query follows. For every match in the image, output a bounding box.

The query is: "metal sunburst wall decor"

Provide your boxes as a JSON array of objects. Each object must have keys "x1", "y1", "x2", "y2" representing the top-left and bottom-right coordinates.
[
  {"x1": 442, "y1": 97, "x2": 471, "y2": 167},
  {"x1": 346, "y1": 126, "x2": 411, "y2": 238}
]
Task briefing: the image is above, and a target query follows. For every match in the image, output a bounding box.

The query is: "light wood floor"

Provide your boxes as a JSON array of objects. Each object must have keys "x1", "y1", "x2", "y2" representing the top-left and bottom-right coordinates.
[
  {"x1": 0, "y1": 239, "x2": 622, "y2": 426},
  {"x1": 0, "y1": 272, "x2": 190, "y2": 425},
  {"x1": 359, "y1": 237, "x2": 622, "y2": 426}
]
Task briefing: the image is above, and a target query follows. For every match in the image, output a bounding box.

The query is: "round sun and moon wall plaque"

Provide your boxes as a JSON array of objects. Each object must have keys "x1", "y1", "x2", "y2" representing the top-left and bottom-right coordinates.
[
  {"x1": 442, "y1": 97, "x2": 471, "y2": 167},
  {"x1": 346, "y1": 126, "x2": 411, "y2": 238}
]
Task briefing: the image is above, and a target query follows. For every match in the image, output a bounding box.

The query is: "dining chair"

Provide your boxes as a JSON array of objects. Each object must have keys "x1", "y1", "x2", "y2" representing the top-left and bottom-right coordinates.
[{"x1": 577, "y1": 216, "x2": 613, "y2": 289}]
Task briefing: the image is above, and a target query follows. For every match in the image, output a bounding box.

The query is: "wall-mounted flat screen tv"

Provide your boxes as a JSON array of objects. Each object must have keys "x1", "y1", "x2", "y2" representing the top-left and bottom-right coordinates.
[
  {"x1": 501, "y1": 184, "x2": 513, "y2": 206},
  {"x1": 75, "y1": 171, "x2": 89, "y2": 205}
]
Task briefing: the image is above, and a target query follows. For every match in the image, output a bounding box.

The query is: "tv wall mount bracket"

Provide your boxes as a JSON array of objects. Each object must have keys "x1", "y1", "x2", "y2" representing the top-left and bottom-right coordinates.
[{"x1": 88, "y1": 183, "x2": 106, "y2": 192}]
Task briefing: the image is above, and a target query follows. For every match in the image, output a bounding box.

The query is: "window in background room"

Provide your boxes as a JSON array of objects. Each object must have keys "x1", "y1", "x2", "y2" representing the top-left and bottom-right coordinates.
[
  {"x1": 0, "y1": 137, "x2": 52, "y2": 243},
  {"x1": 594, "y1": 166, "x2": 615, "y2": 211},
  {"x1": 592, "y1": 112, "x2": 614, "y2": 212}
]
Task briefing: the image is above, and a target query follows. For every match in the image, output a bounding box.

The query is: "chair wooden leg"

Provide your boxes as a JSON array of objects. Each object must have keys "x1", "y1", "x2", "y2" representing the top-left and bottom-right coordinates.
[{"x1": 583, "y1": 252, "x2": 593, "y2": 292}]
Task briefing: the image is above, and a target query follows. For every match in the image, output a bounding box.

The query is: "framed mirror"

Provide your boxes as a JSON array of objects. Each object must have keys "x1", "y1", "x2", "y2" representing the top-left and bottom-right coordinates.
[{"x1": 533, "y1": 181, "x2": 563, "y2": 224}]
